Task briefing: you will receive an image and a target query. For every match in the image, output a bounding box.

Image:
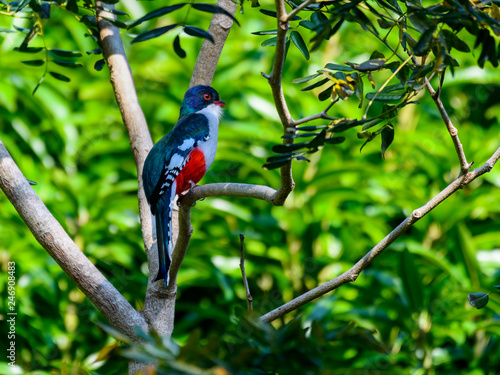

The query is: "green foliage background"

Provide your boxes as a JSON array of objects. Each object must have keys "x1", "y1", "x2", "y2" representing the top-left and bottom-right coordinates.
[{"x1": 1, "y1": 0, "x2": 500, "y2": 374}]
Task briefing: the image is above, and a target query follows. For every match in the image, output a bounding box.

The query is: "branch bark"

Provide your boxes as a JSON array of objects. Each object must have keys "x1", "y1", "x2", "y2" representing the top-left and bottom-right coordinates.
[
  {"x1": 190, "y1": 0, "x2": 237, "y2": 88},
  {"x1": 266, "y1": 0, "x2": 295, "y2": 205},
  {"x1": 424, "y1": 77, "x2": 471, "y2": 174},
  {"x1": 261, "y1": 146, "x2": 500, "y2": 323},
  {"x1": 0, "y1": 141, "x2": 148, "y2": 337}
]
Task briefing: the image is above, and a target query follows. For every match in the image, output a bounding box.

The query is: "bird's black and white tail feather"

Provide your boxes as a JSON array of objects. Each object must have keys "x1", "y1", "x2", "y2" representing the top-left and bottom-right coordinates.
[{"x1": 154, "y1": 182, "x2": 176, "y2": 287}]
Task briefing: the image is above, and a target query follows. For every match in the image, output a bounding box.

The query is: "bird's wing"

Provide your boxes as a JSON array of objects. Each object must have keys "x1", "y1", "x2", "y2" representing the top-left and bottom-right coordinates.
[{"x1": 145, "y1": 113, "x2": 210, "y2": 212}]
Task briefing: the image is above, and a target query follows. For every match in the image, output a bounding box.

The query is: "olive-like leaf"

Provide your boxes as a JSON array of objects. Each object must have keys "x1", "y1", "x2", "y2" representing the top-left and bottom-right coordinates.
[
  {"x1": 301, "y1": 78, "x2": 329, "y2": 91},
  {"x1": 52, "y1": 61, "x2": 84, "y2": 68},
  {"x1": 49, "y1": 71, "x2": 71, "y2": 82},
  {"x1": 325, "y1": 63, "x2": 354, "y2": 72},
  {"x1": 251, "y1": 30, "x2": 277, "y2": 35},
  {"x1": 94, "y1": 59, "x2": 105, "y2": 71},
  {"x1": 21, "y1": 59, "x2": 45, "y2": 66},
  {"x1": 413, "y1": 25, "x2": 437, "y2": 56},
  {"x1": 184, "y1": 25, "x2": 214, "y2": 43},
  {"x1": 49, "y1": 49, "x2": 82, "y2": 57},
  {"x1": 192, "y1": 3, "x2": 240, "y2": 26},
  {"x1": 128, "y1": 4, "x2": 186, "y2": 28},
  {"x1": 291, "y1": 73, "x2": 320, "y2": 84},
  {"x1": 290, "y1": 30, "x2": 309, "y2": 60},
  {"x1": 131, "y1": 24, "x2": 178, "y2": 44},
  {"x1": 468, "y1": 292, "x2": 489, "y2": 309},
  {"x1": 440, "y1": 29, "x2": 470, "y2": 52},
  {"x1": 66, "y1": 0, "x2": 78, "y2": 13},
  {"x1": 173, "y1": 35, "x2": 186, "y2": 58},
  {"x1": 261, "y1": 37, "x2": 277, "y2": 47},
  {"x1": 381, "y1": 125, "x2": 394, "y2": 159}
]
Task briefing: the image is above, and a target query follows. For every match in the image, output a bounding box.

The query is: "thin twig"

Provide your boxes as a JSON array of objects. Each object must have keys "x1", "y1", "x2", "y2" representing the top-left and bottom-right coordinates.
[
  {"x1": 260, "y1": 147, "x2": 500, "y2": 323},
  {"x1": 268, "y1": 0, "x2": 295, "y2": 205},
  {"x1": 284, "y1": 0, "x2": 316, "y2": 22},
  {"x1": 239, "y1": 234, "x2": 253, "y2": 312},
  {"x1": 292, "y1": 101, "x2": 337, "y2": 126},
  {"x1": 424, "y1": 77, "x2": 471, "y2": 174}
]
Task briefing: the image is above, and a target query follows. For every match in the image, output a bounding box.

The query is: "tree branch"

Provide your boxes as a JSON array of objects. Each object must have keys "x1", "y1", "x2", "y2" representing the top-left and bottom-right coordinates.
[
  {"x1": 260, "y1": 146, "x2": 500, "y2": 323},
  {"x1": 424, "y1": 77, "x2": 471, "y2": 174},
  {"x1": 266, "y1": 0, "x2": 295, "y2": 206},
  {"x1": 96, "y1": 2, "x2": 154, "y2": 252},
  {"x1": 190, "y1": 0, "x2": 237, "y2": 88},
  {"x1": 291, "y1": 101, "x2": 338, "y2": 126},
  {"x1": 0, "y1": 141, "x2": 147, "y2": 337},
  {"x1": 284, "y1": 0, "x2": 316, "y2": 22}
]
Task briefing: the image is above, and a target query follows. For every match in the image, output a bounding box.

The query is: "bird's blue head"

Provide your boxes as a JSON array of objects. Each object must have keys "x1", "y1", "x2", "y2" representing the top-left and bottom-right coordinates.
[{"x1": 179, "y1": 85, "x2": 225, "y2": 118}]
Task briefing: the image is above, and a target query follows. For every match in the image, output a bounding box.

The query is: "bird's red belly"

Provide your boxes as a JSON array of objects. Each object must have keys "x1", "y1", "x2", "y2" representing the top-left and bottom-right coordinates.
[{"x1": 175, "y1": 148, "x2": 206, "y2": 194}]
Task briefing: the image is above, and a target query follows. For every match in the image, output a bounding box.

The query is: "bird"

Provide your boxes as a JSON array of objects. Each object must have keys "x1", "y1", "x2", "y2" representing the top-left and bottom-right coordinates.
[{"x1": 142, "y1": 85, "x2": 225, "y2": 287}]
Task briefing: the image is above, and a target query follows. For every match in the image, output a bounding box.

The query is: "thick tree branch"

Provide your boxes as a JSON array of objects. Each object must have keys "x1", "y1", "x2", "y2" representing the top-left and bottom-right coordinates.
[
  {"x1": 261, "y1": 146, "x2": 500, "y2": 323},
  {"x1": 424, "y1": 77, "x2": 471, "y2": 174},
  {"x1": 96, "y1": 3, "x2": 154, "y2": 252},
  {"x1": 188, "y1": 183, "x2": 277, "y2": 203},
  {"x1": 190, "y1": 0, "x2": 237, "y2": 88},
  {"x1": 0, "y1": 141, "x2": 147, "y2": 337}
]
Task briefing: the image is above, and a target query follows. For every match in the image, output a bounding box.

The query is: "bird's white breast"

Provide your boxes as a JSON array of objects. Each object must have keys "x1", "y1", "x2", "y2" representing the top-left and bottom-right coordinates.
[{"x1": 196, "y1": 103, "x2": 222, "y2": 171}]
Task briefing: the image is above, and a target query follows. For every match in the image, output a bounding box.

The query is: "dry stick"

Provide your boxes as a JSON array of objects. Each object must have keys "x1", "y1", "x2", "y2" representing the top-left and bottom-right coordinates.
[
  {"x1": 261, "y1": 147, "x2": 500, "y2": 323},
  {"x1": 0, "y1": 141, "x2": 148, "y2": 337},
  {"x1": 239, "y1": 234, "x2": 253, "y2": 312}
]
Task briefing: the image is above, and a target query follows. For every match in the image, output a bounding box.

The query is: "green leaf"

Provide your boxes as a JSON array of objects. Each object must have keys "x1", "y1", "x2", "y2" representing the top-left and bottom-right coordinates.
[
  {"x1": 261, "y1": 37, "x2": 277, "y2": 47},
  {"x1": 413, "y1": 25, "x2": 436, "y2": 56},
  {"x1": 49, "y1": 71, "x2": 71, "y2": 82},
  {"x1": 94, "y1": 59, "x2": 105, "y2": 71},
  {"x1": 192, "y1": 3, "x2": 240, "y2": 26},
  {"x1": 361, "y1": 118, "x2": 383, "y2": 131},
  {"x1": 66, "y1": 0, "x2": 78, "y2": 13},
  {"x1": 49, "y1": 49, "x2": 82, "y2": 57},
  {"x1": 251, "y1": 30, "x2": 277, "y2": 35},
  {"x1": 324, "y1": 63, "x2": 355, "y2": 72},
  {"x1": 97, "y1": 6, "x2": 128, "y2": 16},
  {"x1": 21, "y1": 59, "x2": 45, "y2": 66},
  {"x1": 318, "y1": 85, "x2": 333, "y2": 101},
  {"x1": 381, "y1": 125, "x2": 394, "y2": 159},
  {"x1": 346, "y1": 58, "x2": 387, "y2": 72},
  {"x1": 52, "y1": 61, "x2": 84, "y2": 68},
  {"x1": 291, "y1": 73, "x2": 319, "y2": 84},
  {"x1": 263, "y1": 159, "x2": 291, "y2": 170},
  {"x1": 173, "y1": 35, "x2": 186, "y2": 58},
  {"x1": 440, "y1": 29, "x2": 470, "y2": 53},
  {"x1": 129, "y1": 4, "x2": 186, "y2": 28},
  {"x1": 365, "y1": 92, "x2": 406, "y2": 102},
  {"x1": 468, "y1": 292, "x2": 489, "y2": 309},
  {"x1": 86, "y1": 48, "x2": 102, "y2": 55},
  {"x1": 325, "y1": 136, "x2": 345, "y2": 144},
  {"x1": 100, "y1": 17, "x2": 129, "y2": 29},
  {"x1": 183, "y1": 25, "x2": 214, "y2": 43},
  {"x1": 301, "y1": 78, "x2": 329, "y2": 91},
  {"x1": 0, "y1": 28, "x2": 16, "y2": 33},
  {"x1": 290, "y1": 30, "x2": 309, "y2": 60},
  {"x1": 131, "y1": 24, "x2": 178, "y2": 44},
  {"x1": 299, "y1": 20, "x2": 316, "y2": 30}
]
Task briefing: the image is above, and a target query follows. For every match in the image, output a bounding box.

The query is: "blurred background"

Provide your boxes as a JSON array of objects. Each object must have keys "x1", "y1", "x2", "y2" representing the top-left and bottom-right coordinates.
[{"x1": 1, "y1": 0, "x2": 500, "y2": 373}]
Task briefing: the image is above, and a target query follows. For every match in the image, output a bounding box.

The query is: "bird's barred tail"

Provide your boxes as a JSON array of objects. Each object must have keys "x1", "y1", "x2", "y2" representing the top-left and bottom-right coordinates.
[{"x1": 154, "y1": 182, "x2": 176, "y2": 287}]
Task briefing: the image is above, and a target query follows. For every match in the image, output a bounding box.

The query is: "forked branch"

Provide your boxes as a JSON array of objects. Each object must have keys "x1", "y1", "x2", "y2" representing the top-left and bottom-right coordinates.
[{"x1": 261, "y1": 147, "x2": 500, "y2": 322}]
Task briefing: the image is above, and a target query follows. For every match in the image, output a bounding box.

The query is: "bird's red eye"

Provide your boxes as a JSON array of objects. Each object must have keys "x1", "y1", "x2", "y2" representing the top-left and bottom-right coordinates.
[{"x1": 204, "y1": 93, "x2": 211, "y2": 100}]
